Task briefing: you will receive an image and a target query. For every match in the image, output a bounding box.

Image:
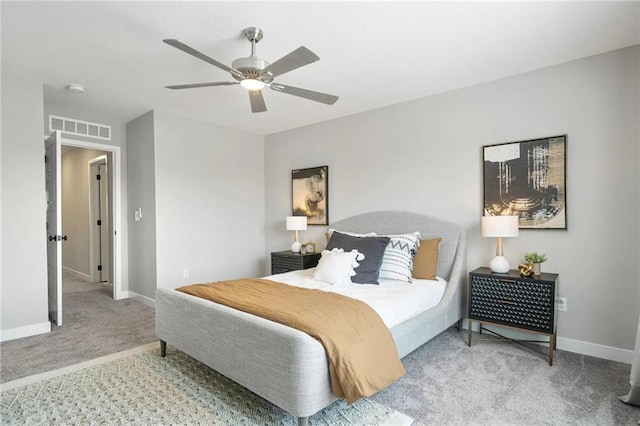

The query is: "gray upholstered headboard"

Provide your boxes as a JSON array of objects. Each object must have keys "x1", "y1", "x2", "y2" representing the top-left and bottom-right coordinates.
[{"x1": 329, "y1": 211, "x2": 466, "y2": 281}]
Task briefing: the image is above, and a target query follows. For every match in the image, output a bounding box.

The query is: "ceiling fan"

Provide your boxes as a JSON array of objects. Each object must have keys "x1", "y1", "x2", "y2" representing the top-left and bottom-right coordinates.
[{"x1": 163, "y1": 27, "x2": 339, "y2": 113}]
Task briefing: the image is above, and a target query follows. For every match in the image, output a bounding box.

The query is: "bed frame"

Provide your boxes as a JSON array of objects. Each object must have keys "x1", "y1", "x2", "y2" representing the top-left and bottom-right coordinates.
[{"x1": 156, "y1": 211, "x2": 466, "y2": 425}]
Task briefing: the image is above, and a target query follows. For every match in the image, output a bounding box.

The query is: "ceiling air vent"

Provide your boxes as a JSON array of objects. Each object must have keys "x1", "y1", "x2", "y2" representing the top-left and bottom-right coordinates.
[{"x1": 49, "y1": 115, "x2": 111, "y2": 141}]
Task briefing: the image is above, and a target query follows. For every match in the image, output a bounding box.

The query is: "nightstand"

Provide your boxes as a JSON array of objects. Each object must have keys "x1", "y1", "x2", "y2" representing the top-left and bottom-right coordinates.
[
  {"x1": 467, "y1": 267, "x2": 559, "y2": 365},
  {"x1": 271, "y1": 251, "x2": 321, "y2": 275}
]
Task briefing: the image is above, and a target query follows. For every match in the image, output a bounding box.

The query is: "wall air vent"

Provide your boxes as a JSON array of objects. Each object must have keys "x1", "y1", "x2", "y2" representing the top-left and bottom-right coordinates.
[{"x1": 49, "y1": 115, "x2": 111, "y2": 141}]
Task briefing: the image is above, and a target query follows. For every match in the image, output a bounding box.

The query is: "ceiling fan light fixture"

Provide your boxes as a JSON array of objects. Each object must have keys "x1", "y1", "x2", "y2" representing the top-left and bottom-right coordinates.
[{"x1": 240, "y1": 79, "x2": 265, "y2": 91}]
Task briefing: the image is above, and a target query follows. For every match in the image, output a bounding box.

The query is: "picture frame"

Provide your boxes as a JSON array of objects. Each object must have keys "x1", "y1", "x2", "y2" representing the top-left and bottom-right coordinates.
[
  {"x1": 292, "y1": 166, "x2": 328, "y2": 225},
  {"x1": 483, "y1": 135, "x2": 567, "y2": 229}
]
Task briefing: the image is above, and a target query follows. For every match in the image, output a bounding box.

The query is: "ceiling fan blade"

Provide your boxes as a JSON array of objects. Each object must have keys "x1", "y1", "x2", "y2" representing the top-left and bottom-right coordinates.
[
  {"x1": 260, "y1": 46, "x2": 319, "y2": 78},
  {"x1": 165, "y1": 82, "x2": 238, "y2": 90},
  {"x1": 163, "y1": 39, "x2": 243, "y2": 78},
  {"x1": 248, "y1": 90, "x2": 267, "y2": 113},
  {"x1": 270, "y1": 83, "x2": 338, "y2": 105}
]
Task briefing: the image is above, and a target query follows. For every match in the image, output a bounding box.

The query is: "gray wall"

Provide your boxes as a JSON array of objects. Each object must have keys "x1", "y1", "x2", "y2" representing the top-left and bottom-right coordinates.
[
  {"x1": 126, "y1": 110, "x2": 266, "y2": 299},
  {"x1": 265, "y1": 46, "x2": 640, "y2": 354},
  {"x1": 126, "y1": 111, "x2": 158, "y2": 298},
  {"x1": 61, "y1": 148, "x2": 111, "y2": 277},
  {"x1": 152, "y1": 110, "x2": 266, "y2": 290},
  {"x1": 1, "y1": 74, "x2": 49, "y2": 336}
]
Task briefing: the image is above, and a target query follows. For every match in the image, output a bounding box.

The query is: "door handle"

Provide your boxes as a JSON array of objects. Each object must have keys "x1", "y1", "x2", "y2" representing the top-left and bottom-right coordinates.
[
  {"x1": 48, "y1": 235, "x2": 55, "y2": 242},
  {"x1": 48, "y1": 235, "x2": 68, "y2": 242}
]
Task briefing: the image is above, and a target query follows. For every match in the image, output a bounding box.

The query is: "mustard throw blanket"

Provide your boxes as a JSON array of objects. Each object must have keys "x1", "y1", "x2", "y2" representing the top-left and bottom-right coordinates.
[{"x1": 177, "y1": 279, "x2": 405, "y2": 404}]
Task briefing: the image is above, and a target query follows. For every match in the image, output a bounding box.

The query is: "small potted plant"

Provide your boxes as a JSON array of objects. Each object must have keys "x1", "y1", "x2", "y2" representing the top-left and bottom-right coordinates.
[{"x1": 524, "y1": 252, "x2": 547, "y2": 276}]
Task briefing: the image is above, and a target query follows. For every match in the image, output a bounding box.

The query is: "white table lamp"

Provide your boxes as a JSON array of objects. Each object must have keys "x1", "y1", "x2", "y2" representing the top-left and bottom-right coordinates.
[
  {"x1": 482, "y1": 215, "x2": 519, "y2": 273},
  {"x1": 286, "y1": 216, "x2": 307, "y2": 253}
]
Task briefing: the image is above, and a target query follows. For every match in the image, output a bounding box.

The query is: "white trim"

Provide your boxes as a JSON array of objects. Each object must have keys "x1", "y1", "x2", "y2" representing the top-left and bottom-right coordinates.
[
  {"x1": 0, "y1": 322, "x2": 51, "y2": 342},
  {"x1": 463, "y1": 320, "x2": 633, "y2": 364},
  {"x1": 128, "y1": 291, "x2": 156, "y2": 309},
  {"x1": 62, "y1": 266, "x2": 90, "y2": 281},
  {"x1": 58, "y1": 137, "x2": 124, "y2": 300},
  {"x1": 556, "y1": 336, "x2": 633, "y2": 364},
  {"x1": 49, "y1": 115, "x2": 111, "y2": 141},
  {"x1": 0, "y1": 342, "x2": 157, "y2": 392}
]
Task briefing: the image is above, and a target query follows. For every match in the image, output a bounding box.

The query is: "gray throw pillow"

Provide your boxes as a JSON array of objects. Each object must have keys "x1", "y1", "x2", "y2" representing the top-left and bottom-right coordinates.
[{"x1": 325, "y1": 231, "x2": 390, "y2": 284}]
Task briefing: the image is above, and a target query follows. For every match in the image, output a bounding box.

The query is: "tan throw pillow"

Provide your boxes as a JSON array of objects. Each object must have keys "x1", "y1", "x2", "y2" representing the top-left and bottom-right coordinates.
[{"x1": 412, "y1": 238, "x2": 442, "y2": 280}]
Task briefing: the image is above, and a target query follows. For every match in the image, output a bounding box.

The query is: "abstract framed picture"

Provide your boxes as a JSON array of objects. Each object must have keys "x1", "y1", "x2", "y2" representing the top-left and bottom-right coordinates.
[
  {"x1": 292, "y1": 166, "x2": 328, "y2": 225},
  {"x1": 483, "y1": 135, "x2": 567, "y2": 229}
]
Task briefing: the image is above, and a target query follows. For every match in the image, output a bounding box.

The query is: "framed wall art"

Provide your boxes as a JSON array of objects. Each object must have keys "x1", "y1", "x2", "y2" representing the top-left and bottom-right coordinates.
[
  {"x1": 292, "y1": 166, "x2": 328, "y2": 225},
  {"x1": 483, "y1": 135, "x2": 567, "y2": 229}
]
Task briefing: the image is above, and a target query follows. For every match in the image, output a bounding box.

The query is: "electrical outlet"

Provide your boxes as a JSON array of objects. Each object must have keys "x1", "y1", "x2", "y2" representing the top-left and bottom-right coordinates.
[
  {"x1": 182, "y1": 269, "x2": 190, "y2": 279},
  {"x1": 556, "y1": 297, "x2": 567, "y2": 312}
]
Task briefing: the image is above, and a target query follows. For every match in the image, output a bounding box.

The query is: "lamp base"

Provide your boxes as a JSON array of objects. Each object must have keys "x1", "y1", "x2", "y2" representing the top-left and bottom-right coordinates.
[
  {"x1": 489, "y1": 256, "x2": 510, "y2": 273},
  {"x1": 291, "y1": 241, "x2": 302, "y2": 253}
]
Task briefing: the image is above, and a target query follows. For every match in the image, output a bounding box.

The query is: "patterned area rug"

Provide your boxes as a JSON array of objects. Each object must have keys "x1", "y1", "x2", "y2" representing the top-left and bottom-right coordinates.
[{"x1": 1, "y1": 344, "x2": 412, "y2": 425}]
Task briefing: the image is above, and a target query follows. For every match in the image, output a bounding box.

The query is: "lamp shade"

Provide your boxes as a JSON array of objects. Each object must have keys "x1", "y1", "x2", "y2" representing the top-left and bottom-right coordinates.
[
  {"x1": 286, "y1": 216, "x2": 307, "y2": 231},
  {"x1": 481, "y1": 215, "x2": 519, "y2": 238}
]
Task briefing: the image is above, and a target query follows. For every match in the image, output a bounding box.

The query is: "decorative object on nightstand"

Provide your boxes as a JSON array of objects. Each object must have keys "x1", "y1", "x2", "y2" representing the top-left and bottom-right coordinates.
[
  {"x1": 467, "y1": 267, "x2": 559, "y2": 365},
  {"x1": 481, "y1": 215, "x2": 519, "y2": 273},
  {"x1": 286, "y1": 216, "x2": 307, "y2": 253},
  {"x1": 524, "y1": 252, "x2": 547, "y2": 276},
  {"x1": 271, "y1": 250, "x2": 321, "y2": 275},
  {"x1": 518, "y1": 262, "x2": 534, "y2": 277},
  {"x1": 302, "y1": 239, "x2": 316, "y2": 254}
]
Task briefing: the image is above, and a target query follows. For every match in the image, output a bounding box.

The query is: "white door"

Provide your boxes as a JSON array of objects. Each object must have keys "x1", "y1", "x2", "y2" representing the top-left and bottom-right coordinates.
[{"x1": 46, "y1": 131, "x2": 63, "y2": 326}]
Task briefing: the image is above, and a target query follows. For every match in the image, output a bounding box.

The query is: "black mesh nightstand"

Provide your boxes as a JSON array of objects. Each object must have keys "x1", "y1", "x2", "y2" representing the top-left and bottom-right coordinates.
[
  {"x1": 271, "y1": 251, "x2": 321, "y2": 275},
  {"x1": 467, "y1": 267, "x2": 559, "y2": 365}
]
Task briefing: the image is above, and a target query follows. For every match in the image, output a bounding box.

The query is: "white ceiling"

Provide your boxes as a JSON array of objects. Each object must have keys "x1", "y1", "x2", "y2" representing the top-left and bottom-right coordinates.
[{"x1": 2, "y1": 1, "x2": 639, "y2": 136}]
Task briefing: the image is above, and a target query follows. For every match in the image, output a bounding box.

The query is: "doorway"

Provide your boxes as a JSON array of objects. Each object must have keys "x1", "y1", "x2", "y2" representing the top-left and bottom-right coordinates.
[
  {"x1": 46, "y1": 135, "x2": 123, "y2": 325},
  {"x1": 59, "y1": 138, "x2": 122, "y2": 302}
]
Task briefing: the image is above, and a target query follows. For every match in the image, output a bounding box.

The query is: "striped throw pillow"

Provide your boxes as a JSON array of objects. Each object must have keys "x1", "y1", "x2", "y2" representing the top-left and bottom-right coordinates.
[{"x1": 378, "y1": 232, "x2": 422, "y2": 282}]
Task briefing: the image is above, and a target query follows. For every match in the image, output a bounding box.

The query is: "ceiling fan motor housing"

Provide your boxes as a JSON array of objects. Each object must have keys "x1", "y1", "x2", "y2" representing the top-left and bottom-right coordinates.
[
  {"x1": 231, "y1": 56, "x2": 273, "y2": 83},
  {"x1": 231, "y1": 27, "x2": 273, "y2": 83}
]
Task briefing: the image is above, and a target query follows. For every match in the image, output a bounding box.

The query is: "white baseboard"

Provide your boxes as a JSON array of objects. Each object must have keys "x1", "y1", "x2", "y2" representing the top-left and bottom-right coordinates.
[
  {"x1": 62, "y1": 266, "x2": 90, "y2": 281},
  {"x1": 556, "y1": 336, "x2": 633, "y2": 364},
  {"x1": 0, "y1": 342, "x2": 158, "y2": 392},
  {"x1": 0, "y1": 321, "x2": 51, "y2": 342},
  {"x1": 463, "y1": 319, "x2": 633, "y2": 364},
  {"x1": 128, "y1": 291, "x2": 155, "y2": 309}
]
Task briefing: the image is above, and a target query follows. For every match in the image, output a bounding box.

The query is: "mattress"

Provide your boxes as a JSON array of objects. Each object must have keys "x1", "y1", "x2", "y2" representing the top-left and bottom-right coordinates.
[{"x1": 264, "y1": 268, "x2": 447, "y2": 329}]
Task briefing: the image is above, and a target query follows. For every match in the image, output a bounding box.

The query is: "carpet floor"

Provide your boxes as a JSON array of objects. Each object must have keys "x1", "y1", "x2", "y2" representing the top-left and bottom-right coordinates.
[
  {"x1": 372, "y1": 328, "x2": 640, "y2": 425},
  {"x1": 1, "y1": 343, "x2": 412, "y2": 425},
  {"x1": 0, "y1": 273, "x2": 157, "y2": 383}
]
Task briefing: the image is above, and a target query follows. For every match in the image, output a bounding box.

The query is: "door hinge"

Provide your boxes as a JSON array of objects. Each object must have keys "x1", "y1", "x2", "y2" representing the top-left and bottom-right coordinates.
[
  {"x1": 98, "y1": 265, "x2": 102, "y2": 271},
  {"x1": 97, "y1": 219, "x2": 102, "y2": 226}
]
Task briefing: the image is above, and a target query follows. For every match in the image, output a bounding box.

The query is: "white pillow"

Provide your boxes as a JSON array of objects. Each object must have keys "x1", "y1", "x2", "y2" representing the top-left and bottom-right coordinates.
[
  {"x1": 326, "y1": 228, "x2": 377, "y2": 242},
  {"x1": 378, "y1": 232, "x2": 422, "y2": 282},
  {"x1": 313, "y1": 248, "x2": 364, "y2": 286}
]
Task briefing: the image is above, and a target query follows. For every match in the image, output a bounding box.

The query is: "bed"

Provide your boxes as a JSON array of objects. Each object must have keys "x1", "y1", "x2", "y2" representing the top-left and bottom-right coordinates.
[{"x1": 156, "y1": 210, "x2": 467, "y2": 425}]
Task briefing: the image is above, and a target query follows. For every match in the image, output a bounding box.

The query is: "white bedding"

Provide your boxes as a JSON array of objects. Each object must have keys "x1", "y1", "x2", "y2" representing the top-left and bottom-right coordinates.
[{"x1": 263, "y1": 268, "x2": 447, "y2": 329}]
